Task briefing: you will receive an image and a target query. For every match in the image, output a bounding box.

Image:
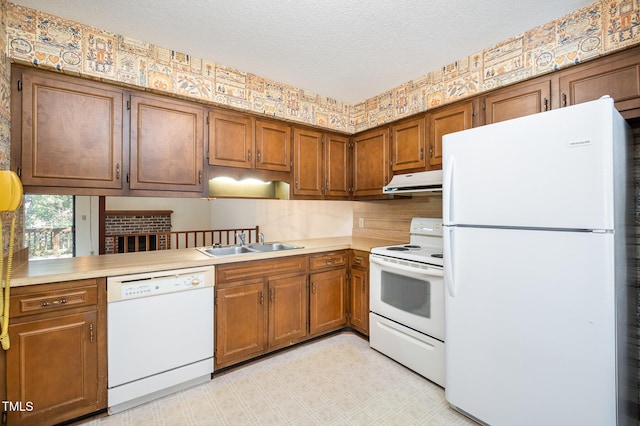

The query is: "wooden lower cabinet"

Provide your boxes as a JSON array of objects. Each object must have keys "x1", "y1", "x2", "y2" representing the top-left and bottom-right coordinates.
[
  {"x1": 5, "y1": 279, "x2": 106, "y2": 426},
  {"x1": 215, "y1": 256, "x2": 308, "y2": 369},
  {"x1": 309, "y1": 251, "x2": 348, "y2": 335},
  {"x1": 348, "y1": 250, "x2": 369, "y2": 335},
  {"x1": 215, "y1": 280, "x2": 266, "y2": 368},
  {"x1": 268, "y1": 275, "x2": 308, "y2": 349}
]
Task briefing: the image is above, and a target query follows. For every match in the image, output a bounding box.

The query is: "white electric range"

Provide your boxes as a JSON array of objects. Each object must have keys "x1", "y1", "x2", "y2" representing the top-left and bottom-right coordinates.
[{"x1": 369, "y1": 217, "x2": 445, "y2": 387}]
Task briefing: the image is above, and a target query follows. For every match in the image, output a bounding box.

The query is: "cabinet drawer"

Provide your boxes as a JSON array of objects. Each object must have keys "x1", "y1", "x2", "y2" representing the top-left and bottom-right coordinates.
[
  {"x1": 309, "y1": 251, "x2": 347, "y2": 271},
  {"x1": 217, "y1": 256, "x2": 307, "y2": 283},
  {"x1": 10, "y1": 283, "x2": 98, "y2": 318},
  {"x1": 350, "y1": 250, "x2": 369, "y2": 268}
]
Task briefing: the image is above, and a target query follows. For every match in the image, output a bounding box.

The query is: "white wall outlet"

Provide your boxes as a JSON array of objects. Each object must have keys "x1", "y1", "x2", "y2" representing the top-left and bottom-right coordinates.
[{"x1": 358, "y1": 217, "x2": 365, "y2": 228}]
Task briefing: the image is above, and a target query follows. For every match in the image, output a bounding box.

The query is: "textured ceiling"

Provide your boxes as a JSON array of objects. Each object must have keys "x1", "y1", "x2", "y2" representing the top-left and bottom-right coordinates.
[{"x1": 11, "y1": 0, "x2": 595, "y2": 104}]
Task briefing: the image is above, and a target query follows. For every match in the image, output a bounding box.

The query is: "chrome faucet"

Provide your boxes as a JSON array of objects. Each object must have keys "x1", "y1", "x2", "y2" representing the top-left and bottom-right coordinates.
[
  {"x1": 236, "y1": 231, "x2": 247, "y2": 246},
  {"x1": 259, "y1": 232, "x2": 265, "y2": 245}
]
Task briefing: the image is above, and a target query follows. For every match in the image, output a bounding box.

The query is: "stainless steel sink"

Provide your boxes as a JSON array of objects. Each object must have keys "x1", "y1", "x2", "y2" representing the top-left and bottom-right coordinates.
[
  {"x1": 198, "y1": 246, "x2": 256, "y2": 256},
  {"x1": 197, "y1": 242, "x2": 303, "y2": 257},
  {"x1": 246, "y1": 242, "x2": 302, "y2": 252}
]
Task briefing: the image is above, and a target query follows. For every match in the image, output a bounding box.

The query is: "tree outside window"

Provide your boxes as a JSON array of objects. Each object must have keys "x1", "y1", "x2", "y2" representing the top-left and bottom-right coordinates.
[{"x1": 23, "y1": 195, "x2": 74, "y2": 259}]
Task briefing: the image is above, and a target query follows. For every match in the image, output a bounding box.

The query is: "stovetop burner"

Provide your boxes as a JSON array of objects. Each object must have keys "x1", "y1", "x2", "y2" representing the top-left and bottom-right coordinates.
[
  {"x1": 404, "y1": 245, "x2": 421, "y2": 249},
  {"x1": 431, "y1": 253, "x2": 443, "y2": 258},
  {"x1": 387, "y1": 246, "x2": 409, "y2": 251}
]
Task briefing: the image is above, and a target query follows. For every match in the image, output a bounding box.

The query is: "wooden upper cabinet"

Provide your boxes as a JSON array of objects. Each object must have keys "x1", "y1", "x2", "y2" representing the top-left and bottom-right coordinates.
[
  {"x1": 558, "y1": 47, "x2": 640, "y2": 118},
  {"x1": 293, "y1": 127, "x2": 324, "y2": 196},
  {"x1": 324, "y1": 133, "x2": 350, "y2": 198},
  {"x1": 17, "y1": 68, "x2": 124, "y2": 189},
  {"x1": 390, "y1": 116, "x2": 426, "y2": 172},
  {"x1": 352, "y1": 127, "x2": 390, "y2": 198},
  {"x1": 255, "y1": 119, "x2": 291, "y2": 172},
  {"x1": 292, "y1": 129, "x2": 350, "y2": 199},
  {"x1": 427, "y1": 101, "x2": 474, "y2": 168},
  {"x1": 130, "y1": 93, "x2": 204, "y2": 192},
  {"x1": 208, "y1": 110, "x2": 253, "y2": 168},
  {"x1": 483, "y1": 79, "x2": 551, "y2": 124}
]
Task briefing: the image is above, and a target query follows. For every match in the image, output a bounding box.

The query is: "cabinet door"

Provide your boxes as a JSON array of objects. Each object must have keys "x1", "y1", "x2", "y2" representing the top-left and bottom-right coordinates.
[
  {"x1": 349, "y1": 251, "x2": 369, "y2": 335},
  {"x1": 352, "y1": 128, "x2": 390, "y2": 197},
  {"x1": 483, "y1": 79, "x2": 551, "y2": 124},
  {"x1": 208, "y1": 110, "x2": 253, "y2": 168},
  {"x1": 215, "y1": 281, "x2": 266, "y2": 368},
  {"x1": 19, "y1": 70, "x2": 124, "y2": 189},
  {"x1": 255, "y1": 120, "x2": 291, "y2": 171},
  {"x1": 268, "y1": 274, "x2": 308, "y2": 349},
  {"x1": 309, "y1": 268, "x2": 347, "y2": 335},
  {"x1": 428, "y1": 101, "x2": 473, "y2": 168},
  {"x1": 6, "y1": 311, "x2": 99, "y2": 426},
  {"x1": 559, "y1": 49, "x2": 640, "y2": 117},
  {"x1": 391, "y1": 116, "x2": 426, "y2": 171},
  {"x1": 293, "y1": 128, "x2": 323, "y2": 196},
  {"x1": 324, "y1": 134, "x2": 350, "y2": 199},
  {"x1": 130, "y1": 94, "x2": 204, "y2": 192}
]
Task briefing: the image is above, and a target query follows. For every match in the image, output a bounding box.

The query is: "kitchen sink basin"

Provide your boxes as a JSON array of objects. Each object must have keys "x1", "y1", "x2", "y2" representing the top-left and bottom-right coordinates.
[
  {"x1": 198, "y1": 246, "x2": 256, "y2": 256},
  {"x1": 246, "y1": 242, "x2": 302, "y2": 252},
  {"x1": 197, "y1": 242, "x2": 303, "y2": 257}
]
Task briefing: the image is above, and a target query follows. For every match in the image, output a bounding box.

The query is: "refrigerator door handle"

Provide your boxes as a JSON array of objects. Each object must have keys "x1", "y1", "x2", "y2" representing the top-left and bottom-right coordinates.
[
  {"x1": 444, "y1": 226, "x2": 456, "y2": 297},
  {"x1": 443, "y1": 156, "x2": 454, "y2": 224}
]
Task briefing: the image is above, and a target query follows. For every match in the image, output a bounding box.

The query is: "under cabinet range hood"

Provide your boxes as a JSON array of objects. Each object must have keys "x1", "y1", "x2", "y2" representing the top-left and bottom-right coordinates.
[{"x1": 382, "y1": 170, "x2": 443, "y2": 195}]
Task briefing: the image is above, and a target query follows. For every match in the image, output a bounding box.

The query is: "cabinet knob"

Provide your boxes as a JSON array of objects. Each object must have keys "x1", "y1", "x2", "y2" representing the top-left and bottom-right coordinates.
[
  {"x1": 248, "y1": 150, "x2": 252, "y2": 161},
  {"x1": 116, "y1": 163, "x2": 120, "y2": 180},
  {"x1": 562, "y1": 93, "x2": 567, "y2": 108}
]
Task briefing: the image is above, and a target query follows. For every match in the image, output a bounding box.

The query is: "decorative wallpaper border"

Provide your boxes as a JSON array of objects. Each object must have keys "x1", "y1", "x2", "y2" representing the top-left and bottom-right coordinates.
[{"x1": 2, "y1": 0, "x2": 640, "y2": 140}]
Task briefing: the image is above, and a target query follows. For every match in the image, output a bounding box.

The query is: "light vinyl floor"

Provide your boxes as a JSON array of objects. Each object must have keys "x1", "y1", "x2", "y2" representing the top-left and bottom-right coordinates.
[{"x1": 83, "y1": 333, "x2": 478, "y2": 425}]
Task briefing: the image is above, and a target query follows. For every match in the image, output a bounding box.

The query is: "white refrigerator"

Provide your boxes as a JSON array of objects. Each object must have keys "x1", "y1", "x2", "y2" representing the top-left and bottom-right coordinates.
[{"x1": 442, "y1": 97, "x2": 635, "y2": 426}]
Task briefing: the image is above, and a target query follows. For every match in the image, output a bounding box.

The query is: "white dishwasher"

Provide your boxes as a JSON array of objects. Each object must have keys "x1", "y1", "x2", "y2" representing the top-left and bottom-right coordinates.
[{"x1": 107, "y1": 265, "x2": 214, "y2": 414}]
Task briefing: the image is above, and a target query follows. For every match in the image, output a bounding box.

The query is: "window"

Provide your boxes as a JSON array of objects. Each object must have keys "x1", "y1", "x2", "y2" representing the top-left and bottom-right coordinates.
[{"x1": 23, "y1": 195, "x2": 75, "y2": 259}]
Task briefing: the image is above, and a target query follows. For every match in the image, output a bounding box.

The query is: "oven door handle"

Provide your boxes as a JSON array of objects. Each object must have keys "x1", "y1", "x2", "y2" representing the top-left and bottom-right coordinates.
[{"x1": 370, "y1": 255, "x2": 443, "y2": 277}]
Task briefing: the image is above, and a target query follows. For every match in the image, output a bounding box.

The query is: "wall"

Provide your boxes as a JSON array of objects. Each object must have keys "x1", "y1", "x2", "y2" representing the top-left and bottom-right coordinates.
[
  {"x1": 209, "y1": 199, "x2": 353, "y2": 242},
  {"x1": 104, "y1": 197, "x2": 354, "y2": 243}
]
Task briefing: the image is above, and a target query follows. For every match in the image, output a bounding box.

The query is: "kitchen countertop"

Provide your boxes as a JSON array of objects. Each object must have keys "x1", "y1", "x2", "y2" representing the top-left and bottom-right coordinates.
[{"x1": 10, "y1": 236, "x2": 401, "y2": 287}]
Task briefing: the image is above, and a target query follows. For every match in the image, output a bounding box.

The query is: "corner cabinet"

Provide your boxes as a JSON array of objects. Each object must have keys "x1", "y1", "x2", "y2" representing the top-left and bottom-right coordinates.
[
  {"x1": 5, "y1": 278, "x2": 107, "y2": 426},
  {"x1": 292, "y1": 128, "x2": 350, "y2": 199},
  {"x1": 129, "y1": 93, "x2": 204, "y2": 192},
  {"x1": 14, "y1": 67, "x2": 124, "y2": 190},
  {"x1": 352, "y1": 127, "x2": 391, "y2": 198}
]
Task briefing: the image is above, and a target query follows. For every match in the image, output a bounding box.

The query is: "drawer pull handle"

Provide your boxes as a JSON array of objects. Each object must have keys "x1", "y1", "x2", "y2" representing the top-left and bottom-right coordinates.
[
  {"x1": 353, "y1": 257, "x2": 363, "y2": 265},
  {"x1": 41, "y1": 298, "x2": 67, "y2": 307},
  {"x1": 325, "y1": 259, "x2": 336, "y2": 265}
]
